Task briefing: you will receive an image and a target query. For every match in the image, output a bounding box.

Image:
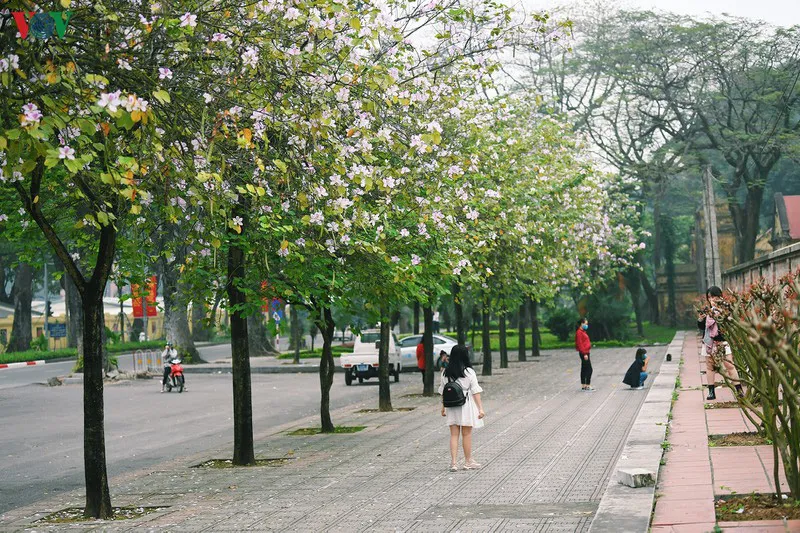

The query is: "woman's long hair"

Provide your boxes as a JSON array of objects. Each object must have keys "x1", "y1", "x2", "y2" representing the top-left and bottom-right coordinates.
[{"x1": 444, "y1": 345, "x2": 472, "y2": 380}]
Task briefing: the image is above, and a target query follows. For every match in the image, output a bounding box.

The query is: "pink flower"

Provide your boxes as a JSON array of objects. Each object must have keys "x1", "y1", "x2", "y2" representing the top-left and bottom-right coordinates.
[
  {"x1": 58, "y1": 146, "x2": 76, "y2": 160},
  {"x1": 180, "y1": 12, "x2": 197, "y2": 28},
  {"x1": 159, "y1": 67, "x2": 173, "y2": 80}
]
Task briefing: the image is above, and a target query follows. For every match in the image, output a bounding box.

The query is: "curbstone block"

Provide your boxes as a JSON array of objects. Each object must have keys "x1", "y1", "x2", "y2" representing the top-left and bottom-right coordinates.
[{"x1": 618, "y1": 468, "x2": 656, "y2": 488}]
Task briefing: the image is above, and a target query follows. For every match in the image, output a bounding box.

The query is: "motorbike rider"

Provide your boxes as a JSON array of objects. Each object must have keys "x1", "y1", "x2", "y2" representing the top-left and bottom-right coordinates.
[{"x1": 161, "y1": 342, "x2": 177, "y2": 392}]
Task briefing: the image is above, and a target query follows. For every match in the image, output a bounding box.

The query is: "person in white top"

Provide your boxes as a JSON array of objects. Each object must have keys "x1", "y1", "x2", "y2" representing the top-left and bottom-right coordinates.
[{"x1": 438, "y1": 345, "x2": 485, "y2": 471}]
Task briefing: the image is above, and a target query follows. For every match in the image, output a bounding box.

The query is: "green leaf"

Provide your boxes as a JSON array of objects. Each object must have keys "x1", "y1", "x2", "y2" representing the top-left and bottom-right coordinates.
[{"x1": 153, "y1": 89, "x2": 171, "y2": 104}]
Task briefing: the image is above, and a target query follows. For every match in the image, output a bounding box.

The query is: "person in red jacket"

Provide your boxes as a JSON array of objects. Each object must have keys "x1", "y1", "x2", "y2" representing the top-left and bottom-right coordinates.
[
  {"x1": 416, "y1": 341, "x2": 426, "y2": 383},
  {"x1": 575, "y1": 318, "x2": 594, "y2": 391}
]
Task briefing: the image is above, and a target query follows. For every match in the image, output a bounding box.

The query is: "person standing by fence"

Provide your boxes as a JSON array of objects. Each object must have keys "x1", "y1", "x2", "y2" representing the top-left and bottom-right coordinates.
[{"x1": 698, "y1": 286, "x2": 743, "y2": 400}]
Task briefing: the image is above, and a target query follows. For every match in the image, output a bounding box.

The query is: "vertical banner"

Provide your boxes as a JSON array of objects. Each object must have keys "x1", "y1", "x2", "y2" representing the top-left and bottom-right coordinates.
[{"x1": 132, "y1": 276, "x2": 158, "y2": 318}]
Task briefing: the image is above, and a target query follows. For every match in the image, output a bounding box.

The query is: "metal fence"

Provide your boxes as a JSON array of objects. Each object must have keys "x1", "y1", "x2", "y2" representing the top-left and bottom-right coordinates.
[{"x1": 133, "y1": 349, "x2": 163, "y2": 373}]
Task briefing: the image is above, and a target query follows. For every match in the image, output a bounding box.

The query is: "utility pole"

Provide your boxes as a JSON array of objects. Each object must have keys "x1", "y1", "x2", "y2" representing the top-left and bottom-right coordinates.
[
  {"x1": 703, "y1": 166, "x2": 721, "y2": 289},
  {"x1": 43, "y1": 260, "x2": 49, "y2": 351}
]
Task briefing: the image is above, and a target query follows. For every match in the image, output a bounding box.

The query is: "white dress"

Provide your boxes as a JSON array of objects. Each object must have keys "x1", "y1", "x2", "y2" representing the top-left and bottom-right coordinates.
[{"x1": 438, "y1": 368, "x2": 484, "y2": 428}]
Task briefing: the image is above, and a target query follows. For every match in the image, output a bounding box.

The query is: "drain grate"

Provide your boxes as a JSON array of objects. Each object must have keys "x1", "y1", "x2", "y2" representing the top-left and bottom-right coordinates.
[
  {"x1": 192, "y1": 457, "x2": 295, "y2": 468},
  {"x1": 355, "y1": 407, "x2": 416, "y2": 413},
  {"x1": 419, "y1": 502, "x2": 598, "y2": 520}
]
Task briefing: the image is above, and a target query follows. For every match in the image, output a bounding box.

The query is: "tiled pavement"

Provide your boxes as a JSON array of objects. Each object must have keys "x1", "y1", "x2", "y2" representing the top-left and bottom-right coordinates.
[
  {"x1": 651, "y1": 335, "x2": 800, "y2": 533},
  {"x1": 0, "y1": 347, "x2": 665, "y2": 533}
]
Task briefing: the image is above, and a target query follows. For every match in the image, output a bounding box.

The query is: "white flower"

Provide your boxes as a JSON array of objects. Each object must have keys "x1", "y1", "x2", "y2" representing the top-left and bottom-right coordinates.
[
  {"x1": 277, "y1": 247, "x2": 289, "y2": 257},
  {"x1": 20, "y1": 103, "x2": 43, "y2": 127},
  {"x1": 58, "y1": 146, "x2": 76, "y2": 160},
  {"x1": 232, "y1": 216, "x2": 243, "y2": 227},
  {"x1": 400, "y1": 228, "x2": 410, "y2": 237},
  {"x1": 242, "y1": 47, "x2": 259, "y2": 68},
  {"x1": 8, "y1": 54, "x2": 19, "y2": 69},
  {"x1": 411, "y1": 254, "x2": 421, "y2": 266},
  {"x1": 309, "y1": 212, "x2": 324, "y2": 225},
  {"x1": 391, "y1": 256, "x2": 400, "y2": 263},
  {"x1": 284, "y1": 7, "x2": 300, "y2": 20},
  {"x1": 117, "y1": 58, "x2": 132, "y2": 70},
  {"x1": 465, "y1": 208, "x2": 479, "y2": 221},
  {"x1": 158, "y1": 67, "x2": 173, "y2": 80},
  {"x1": 180, "y1": 12, "x2": 197, "y2": 28},
  {"x1": 203, "y1": 93, "x2": 212, "y2": 103},
  {"x1": 0, "y1": 59, "x2": 8, "y2": 73},
  {"x1": 295, "y1": 238, "x2": 306, "y2": 247},
  {"x1": 97, "y1": 91, "x2": 122, "y2": 113}
]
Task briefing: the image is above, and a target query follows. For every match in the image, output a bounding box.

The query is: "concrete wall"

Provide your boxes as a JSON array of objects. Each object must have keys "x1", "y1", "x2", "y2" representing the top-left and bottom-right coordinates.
[{"x1": 723, "y1": 241, "x2": 800, "y2": 292}]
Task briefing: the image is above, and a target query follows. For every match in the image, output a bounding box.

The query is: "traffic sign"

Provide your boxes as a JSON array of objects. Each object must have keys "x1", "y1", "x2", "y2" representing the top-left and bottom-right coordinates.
[{"x1": 48, "y1": 323, "x2": 67, "y2": 338}]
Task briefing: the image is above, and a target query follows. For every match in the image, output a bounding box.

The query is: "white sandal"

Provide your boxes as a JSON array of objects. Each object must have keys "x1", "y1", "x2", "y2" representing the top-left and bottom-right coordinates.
[{"x1": 463, "y1": 461, "x2": 481, "y2": 470}]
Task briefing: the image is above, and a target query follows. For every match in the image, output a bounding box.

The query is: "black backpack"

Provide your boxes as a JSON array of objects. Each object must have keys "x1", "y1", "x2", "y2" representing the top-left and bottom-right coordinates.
[{"x1": 442, "y1": 377, "x2": 468, "y2": 407}]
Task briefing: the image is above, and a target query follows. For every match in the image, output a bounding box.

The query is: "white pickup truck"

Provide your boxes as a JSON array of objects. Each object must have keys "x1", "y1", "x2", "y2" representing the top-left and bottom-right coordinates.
[{"x1": 340, "y1": 329, "x2": 402, "y2": 386}]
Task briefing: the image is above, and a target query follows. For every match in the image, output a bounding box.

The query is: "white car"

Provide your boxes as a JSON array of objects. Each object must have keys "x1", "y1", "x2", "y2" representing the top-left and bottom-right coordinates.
[
  {"x1": 397, "y1": 334, "x2": 467, "y2": 370},
  {"x1": 340, "y1": 329, "x2": 402, "y2": 386}
]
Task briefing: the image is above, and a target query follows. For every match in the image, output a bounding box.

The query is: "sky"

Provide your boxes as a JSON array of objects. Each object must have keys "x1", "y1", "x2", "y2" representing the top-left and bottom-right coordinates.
[{"x1": 526, "y1": 0, "x2": 800, "y2": 27}]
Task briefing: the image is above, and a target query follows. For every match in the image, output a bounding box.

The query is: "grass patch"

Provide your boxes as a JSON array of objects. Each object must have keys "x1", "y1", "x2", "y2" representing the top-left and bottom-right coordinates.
[
  {"x1": 705, "y1": 401, "x2": 742, "y2": 409},
  {"x1": 288, "y1": 425, "x2": 366, "y2": 436},
  {"x1": 276, "y1": 345, "x2": 352, "y2": 359},
  {"x1": 442, "y1": 321, "x2": 676, "y2": 351},
  {"x1": 192, "y1": 458, "x2": 294, "y2": 468},
  {"x1": 0, "y1": 340, "x2": 167, "y2": 365},
  {"x1": 708, "y1": 432, "x2": 771, "y2": 447},
  {"x1": 356, "y1": 407, "x2": 416, "y2": 413},
  {"x1": 716, "y1": 494, "x2": 800, "y2": 522},
  {"x1": 34, "y1": 506, "x2": 167, "y2": 524}
]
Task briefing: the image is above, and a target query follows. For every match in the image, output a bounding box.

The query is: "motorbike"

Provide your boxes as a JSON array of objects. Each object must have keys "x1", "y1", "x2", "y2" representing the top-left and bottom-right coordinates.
[{"x1": 164, "y1": 359, "x2": 185, "y2": 393}]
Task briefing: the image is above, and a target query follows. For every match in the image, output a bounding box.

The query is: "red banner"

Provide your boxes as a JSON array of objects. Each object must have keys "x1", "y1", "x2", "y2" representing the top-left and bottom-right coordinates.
[{"x1": 132, "y1": 276, "x2": 158, "y2": 318}]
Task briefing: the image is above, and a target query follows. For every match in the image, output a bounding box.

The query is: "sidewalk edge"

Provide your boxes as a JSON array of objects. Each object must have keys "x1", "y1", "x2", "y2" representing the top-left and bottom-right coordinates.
[{"x1": 588, "y1": 331, "x2": 686, "y2": 533}]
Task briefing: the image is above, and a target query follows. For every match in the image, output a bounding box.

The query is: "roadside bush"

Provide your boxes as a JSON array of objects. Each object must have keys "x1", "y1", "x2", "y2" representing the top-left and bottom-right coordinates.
[
  {"x1": 31, "y1": 334, "x2": 48, "y2": 352},
  {"x1": 585, "y1": 291, "x2": 632, "y2": 341},
  {"x1": 722, "y1": 271, "x2": 800, "y2": 500},
  {"x1": 544, "y1": 306, "x2": 579, "y2": 342}
]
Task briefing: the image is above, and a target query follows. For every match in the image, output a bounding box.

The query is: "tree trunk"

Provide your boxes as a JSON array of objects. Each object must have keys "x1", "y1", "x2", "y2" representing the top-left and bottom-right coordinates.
[
  {"x1": 65, "y1": 272, "x2": 83, "y2": 354},
  {"x1": 422, "y1": 305, "x2": 435, "y2": 396},
  {"x1": 81, "y1": 291, "x2": 112, "y2": 519},
  {"x1": 413, "y1": 301, "x2": 420, "y2": 335},
  {"x1": 529, "y1": 298, "x2": 541, "y2": 357},
  {"x1": 481, "y1": 296, "x2": 492, "y2": 376},
  {"x1": 731, "y1": 186, "x2": 765, "y2": 264},
  {"x1": 160, "y1": 258, "x2": 202, "y2": 363},
  {"x1": 378, "y1": 306, "x2": 392, "y2": 411},
  {"x1": 7, "y1": 262, "x2": 33, "y2": 352},
  {"x1": 191, "y1": 300, "x2": 211, "y2": 342},
  {"x1": 499, "y1": 312, "x2": 508, "y2": 369},
  {"x1": 309, "y1": 323, "x2": 316, "y2": 352},
  {"x1": 318, "y1": 306, "x2": 336, "y2": 432},
  {"x1": 640, "y1": 270, "x2": 659, "y2": 325},
  {"x1": 661, "y1": 215, "x2": 677, "y2": 328},
  {"x1": 247, "y1": 311, "x2": 277, "y2": 356},
  {"x1": 227, "y1": 240, "x2": 255, "y2": 466},
  {"x1": 0, "y1": 257, "x2": 9, "y2": 304},
  {"x1": 626, "y1": 268, "x2": 645, "y2": 336},
  {"x1": 518, "y1": 302, "x2": 527, "y2": 362},
  {"x1": 453, "y1": 282, "x2": 466, "y2": 345},
  {"x1": 291, "y1": 304, "x2": 301, "y2": 364}
]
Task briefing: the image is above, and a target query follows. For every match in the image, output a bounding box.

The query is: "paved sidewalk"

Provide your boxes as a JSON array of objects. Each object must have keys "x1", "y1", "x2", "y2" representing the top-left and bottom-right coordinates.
[
  {"x1": 651, "y1": 334, "x2": 800, "y2": 533},
  {"x1": 0, "y1": 347, "x2": 664, "y2": 532}
]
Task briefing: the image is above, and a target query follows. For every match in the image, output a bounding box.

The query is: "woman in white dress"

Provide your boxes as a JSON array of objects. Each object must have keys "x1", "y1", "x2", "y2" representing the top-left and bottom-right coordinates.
[{"x1": 438, "y1": 345, "x2": 485, "y2": 471}]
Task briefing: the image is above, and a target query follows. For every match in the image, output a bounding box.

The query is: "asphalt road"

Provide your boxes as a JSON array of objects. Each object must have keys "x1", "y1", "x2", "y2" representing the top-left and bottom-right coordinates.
[
  {"x1": 0, "y1": 351, "x2": 413, "y2": 515},
  {"x1": 0, "y1": 344, "x2": 233, "y2": 390}
]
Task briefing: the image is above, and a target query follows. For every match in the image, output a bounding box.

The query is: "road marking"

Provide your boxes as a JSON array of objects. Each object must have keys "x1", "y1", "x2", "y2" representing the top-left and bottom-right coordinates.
[{"x1": 0, "y1": 360, "x2": 46, "y2": 371}]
